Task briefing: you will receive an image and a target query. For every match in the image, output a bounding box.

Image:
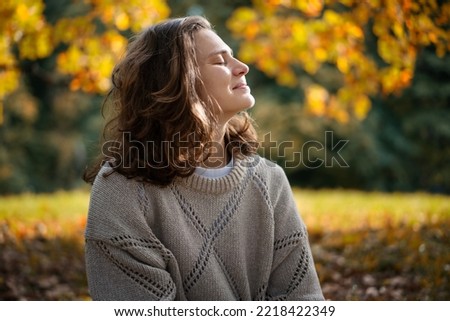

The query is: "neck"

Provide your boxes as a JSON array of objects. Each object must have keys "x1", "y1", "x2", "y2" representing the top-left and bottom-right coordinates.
[{"x1": 201, "y1": 124, "x2": 229, "y2": 168}]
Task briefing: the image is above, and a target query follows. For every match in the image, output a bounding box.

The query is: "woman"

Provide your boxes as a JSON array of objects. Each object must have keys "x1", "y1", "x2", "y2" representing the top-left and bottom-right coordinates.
[{"x1": 84, "y1": 16, "x2": 324, "y2": 301}]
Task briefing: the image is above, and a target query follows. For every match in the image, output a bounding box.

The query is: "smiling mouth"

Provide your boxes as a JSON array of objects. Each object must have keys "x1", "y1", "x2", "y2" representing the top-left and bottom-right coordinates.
[{"x1": 232, "y1": 83, "x2": 248, "y2": 90}]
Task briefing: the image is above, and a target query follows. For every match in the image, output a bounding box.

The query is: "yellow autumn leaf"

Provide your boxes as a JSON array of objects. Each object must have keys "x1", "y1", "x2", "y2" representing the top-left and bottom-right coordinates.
[
  {"x1": 294, "y1": 0, "x2": 324, "y2": 17},
  {"x1": 314, "y1": 47, "x2": 328, "y2": 62},
  {"x1": 372, "y1": 14, "x2": 389, "y2": 37},
  {"x1": 377, "y1": 36, "x2": 396, "y2": 64},
  {"x1": 34, "y1": 26, "x2": 53, "y2": 58},
  {"x1": 277, "y1": 68, "x2": 297, "y2": 87},
  {"x1": 115, "y1": 12, "x2": 130, "y2": 31},
  {"x1": 14, "y1": 2, "x2": 45, "y2": 31},
  {"x1": 98, "y1": 6, "x2": 114, "y2": 25},
  {"x1": 103, "y1": 31, "x2": 127, "y2": 56},
  {"x1": 240, "y1": 41, "x2": 268, "y2": 64},
  {"x1": 353, "y1": 94, "x2": 371, "y2": 119},
  {"x1": 303, "y1": 55, "x2": 321, "y2": 74},
  {"x1": 380, "y1": 67, "x2": 403, "y2": 94},
  {"x1": 128, "y1": 1, "x2": 171, "y2": 32},
  {"x1": 69, "y1": 75, "x2": 82, "y2": 91},
  {"x1": 258, "y1": 55, "x2": 279, "y2": 76},
  {"x1": 352, "y1": 5, "x2": 370, "y2": 24},
  {"x1": 16, "y1": 4, "x2": 30, "y2": 21},
  {"x1": 0, "y1": 68, "x2": 20, "y2": 97},
  {"x1": 323, "y1": 10, "x2": 342, "y2": 25},
  {"x1": 227, "y1": 7, "x2": 258, "y2": 34},
  {"x1": 245, "y1": 22, "x2": 261, "y2": 40},
  {"x1": 346, "y1": 23, "x2": 364, "y2": 39},
  {"x1": 333, "y1": 110, "x2": 349, "y2": 123},
  {"x1": 18, "y1": 28, "x2": 53, "y2": 60},
  {"x1": 328, "y1": 96, "x2": 350, "y2": 123},
  {"x1": 291, "y1": 21, "x2": 307, "y2": 45},
  {"x1": 400, "y1": 69, "x2": 413, "y2": 87},
  {"x1": 97, "y1": 56, "x2": 114, "y2": 78},
  {"x1": 305, "y1": 84, "x2": 329, "y2": 116},
  {"x1": 54, "y1": 17, "x2": 94, "y2": 43},
  {"x1": 392, "y1": 21, "x2": 405, "y2": 39},
  {"x1": 337, "y1": 87, "x2": 353, "y2": 103},
  {"x1": 97, "y1": 74, "x2": 112, "y2": 92},
  {"x1": 0, "y1": 36, "x2": 15, "y2": 66},
  {"x1": 57, "y1": 45, "x2": 84, "y2": 73},
  {"x1": 336, "y1": 56, "x2": 349, "y2": 73},
  {"x1": 85, "y1": 38, "x2": 101, "y2": 56}
]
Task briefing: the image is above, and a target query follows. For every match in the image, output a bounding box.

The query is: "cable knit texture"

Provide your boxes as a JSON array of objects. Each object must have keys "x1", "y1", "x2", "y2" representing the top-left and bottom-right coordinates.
[{"x1": 85, "y1": 155, "x2": 324, "y2": 301}]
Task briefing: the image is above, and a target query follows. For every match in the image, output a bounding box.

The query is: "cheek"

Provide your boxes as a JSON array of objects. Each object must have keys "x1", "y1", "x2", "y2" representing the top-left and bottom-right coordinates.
[
  {"x1": 199, "y1": 67, "x2": 232, "y2": 101},
  {"x1": 201, "y1": 66, "x2": 231, "y2": 84},
  {"x1": 204, "y1": 76, "x2": 229, "y2": 97}
]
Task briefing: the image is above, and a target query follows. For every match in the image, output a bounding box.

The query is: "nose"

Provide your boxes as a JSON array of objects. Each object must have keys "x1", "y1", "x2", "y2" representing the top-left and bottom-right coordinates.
[{"x1": 233, "y1": 58, "x2": 249, "y2": 76}]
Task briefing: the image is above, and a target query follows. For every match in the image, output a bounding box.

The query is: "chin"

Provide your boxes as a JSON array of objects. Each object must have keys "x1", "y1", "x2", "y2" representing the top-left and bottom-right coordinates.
[{"x1": 245, "y1": 96, "x2": 256, "y2": 109}]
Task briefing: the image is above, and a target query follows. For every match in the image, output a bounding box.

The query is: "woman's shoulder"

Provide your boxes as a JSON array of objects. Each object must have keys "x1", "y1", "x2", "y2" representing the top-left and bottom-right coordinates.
[
  {"x1": 242, "y1": 154, "x2": 290, "y2": 188},
  {"x1": 90, "y1": 164, "x2": 171, "y2": 208},
  {"x1": 86, "y1": 164, "x2": 155, "y2": 239},
  {"x1": 246, "y1": 154, "x2": 288, "y2": 177},
  {"x1": 92, "y1": 164, "x2": 138, "y2": 195},
  {"x1": 88, "y1": 164, "x2": 154, "y2": 217}
]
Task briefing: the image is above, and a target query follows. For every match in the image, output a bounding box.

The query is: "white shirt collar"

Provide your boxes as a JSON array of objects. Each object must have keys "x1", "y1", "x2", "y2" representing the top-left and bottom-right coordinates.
[{"x1": 194, "y1": 157, "x2": 234, "y2": 179}]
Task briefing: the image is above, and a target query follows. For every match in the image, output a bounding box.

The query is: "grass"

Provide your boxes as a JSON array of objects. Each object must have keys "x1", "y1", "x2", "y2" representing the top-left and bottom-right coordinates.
[
  {"x1": 0, "y1": 190, "x2": 90, "y2": 300},
  {"x1": 0, "y1": 189, "x2": 89, "y2": 223},
  {"x1": 2, "y1": 188, "x2": 447, "y2": 232},
  {"x1": 0, "y1": 188, "x2": 449, "y2": 300},
  {"x1": 294, "y1": 188, "x2": 449, "y2": 232},
  {"x1": 293, "y1": 189, "x2": 449, "y2": 300}
]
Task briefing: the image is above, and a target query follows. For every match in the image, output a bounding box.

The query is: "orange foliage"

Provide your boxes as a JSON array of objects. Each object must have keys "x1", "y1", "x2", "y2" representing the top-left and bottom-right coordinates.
[
  {"x1": 228, "y1": 0, "x2": 449, "y2": 121},
  {"x1": 0, "y1": 0, "x2": 170, "y2": 123}
]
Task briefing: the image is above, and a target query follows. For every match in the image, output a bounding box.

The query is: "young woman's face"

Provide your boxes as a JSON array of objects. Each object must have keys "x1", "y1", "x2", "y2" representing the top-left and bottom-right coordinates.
[{"x1": 194, "y1": 29, "x2": 255, "y2": 123}]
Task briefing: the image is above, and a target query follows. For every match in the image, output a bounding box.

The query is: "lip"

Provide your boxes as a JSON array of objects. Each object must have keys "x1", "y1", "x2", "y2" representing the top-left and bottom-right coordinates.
[{"x1": 232, "y1": 82, "x2": 248, "y2": 90}]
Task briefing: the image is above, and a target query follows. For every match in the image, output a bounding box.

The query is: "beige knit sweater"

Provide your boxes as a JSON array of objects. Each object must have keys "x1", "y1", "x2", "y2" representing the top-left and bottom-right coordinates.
[{"x1": 85, "y1": 155, "x2": 324, "y2": 300}]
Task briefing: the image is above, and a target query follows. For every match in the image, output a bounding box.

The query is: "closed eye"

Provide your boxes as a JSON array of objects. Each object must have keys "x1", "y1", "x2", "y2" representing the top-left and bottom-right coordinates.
[
  {"x1": 214, "y1": 61, "x2": 227, "y2": 65},
  {"x1": 209, "y1": 50, "x2": 232, "y2": 66}
]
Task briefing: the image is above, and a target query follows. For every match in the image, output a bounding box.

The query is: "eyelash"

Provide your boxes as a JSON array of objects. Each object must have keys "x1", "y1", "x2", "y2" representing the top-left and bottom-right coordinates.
[{"x1": 215, "y1": 61, "x2": 227, "y2": 66}]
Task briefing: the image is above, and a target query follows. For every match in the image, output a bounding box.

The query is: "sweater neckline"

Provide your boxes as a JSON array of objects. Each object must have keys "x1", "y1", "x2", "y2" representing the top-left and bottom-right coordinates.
[
  {"x1": 194, "y1": 156, "x2": 234, "y2": 179},
  {"x1": 176, "y1": 155, "x2": 260, "y2": 194}
]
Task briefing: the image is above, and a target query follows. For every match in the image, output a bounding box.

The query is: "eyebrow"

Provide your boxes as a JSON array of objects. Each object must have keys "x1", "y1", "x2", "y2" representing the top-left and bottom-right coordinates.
[{"x1": 207, "y1": 49, "x2": 234, "y2": 58}]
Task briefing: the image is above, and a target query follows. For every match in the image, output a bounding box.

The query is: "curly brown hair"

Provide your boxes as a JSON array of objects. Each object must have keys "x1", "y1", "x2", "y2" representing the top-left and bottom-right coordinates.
[{"x1": 84, "y1": 16, "x2": 258, "y2": 186}]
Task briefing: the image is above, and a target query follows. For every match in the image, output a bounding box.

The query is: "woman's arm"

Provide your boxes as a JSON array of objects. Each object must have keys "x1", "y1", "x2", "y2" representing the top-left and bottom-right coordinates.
[
  {"x1": 85, "y1": 237, "x2": 177, "y2": 300},
  {"x1": 265, "y1": 165, "x2": 324, "y2": 301},
  {"x1": 85, "y1": 168, "x2": 181, "y2": 300}
]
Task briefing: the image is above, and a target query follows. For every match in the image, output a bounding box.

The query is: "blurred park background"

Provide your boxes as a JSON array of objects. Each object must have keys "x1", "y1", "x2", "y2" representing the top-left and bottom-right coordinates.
[{"x1": 0, "y1": 0, "x2": 449, "y2": 300}]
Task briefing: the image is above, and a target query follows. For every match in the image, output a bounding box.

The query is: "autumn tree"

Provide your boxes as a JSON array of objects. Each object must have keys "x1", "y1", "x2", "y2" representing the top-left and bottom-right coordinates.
[
  {"x1": 227, "y1": 0, "x2": 450, "y2": 122},
  {"x1": 0, "y1": 0, "x2": 170, "y2": 123},
  {"x1": 0, "y1": 0, "x2": 170, "y2": 193}
]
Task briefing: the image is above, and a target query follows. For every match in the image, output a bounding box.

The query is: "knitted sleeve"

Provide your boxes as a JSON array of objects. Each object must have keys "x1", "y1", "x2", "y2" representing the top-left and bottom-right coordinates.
[
  {"x1": 265, "y1": 165, "x2": 324, "y2": 301},
  {"x1": 84, "y1": 168, "x2": 179, "y2": 300}
]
